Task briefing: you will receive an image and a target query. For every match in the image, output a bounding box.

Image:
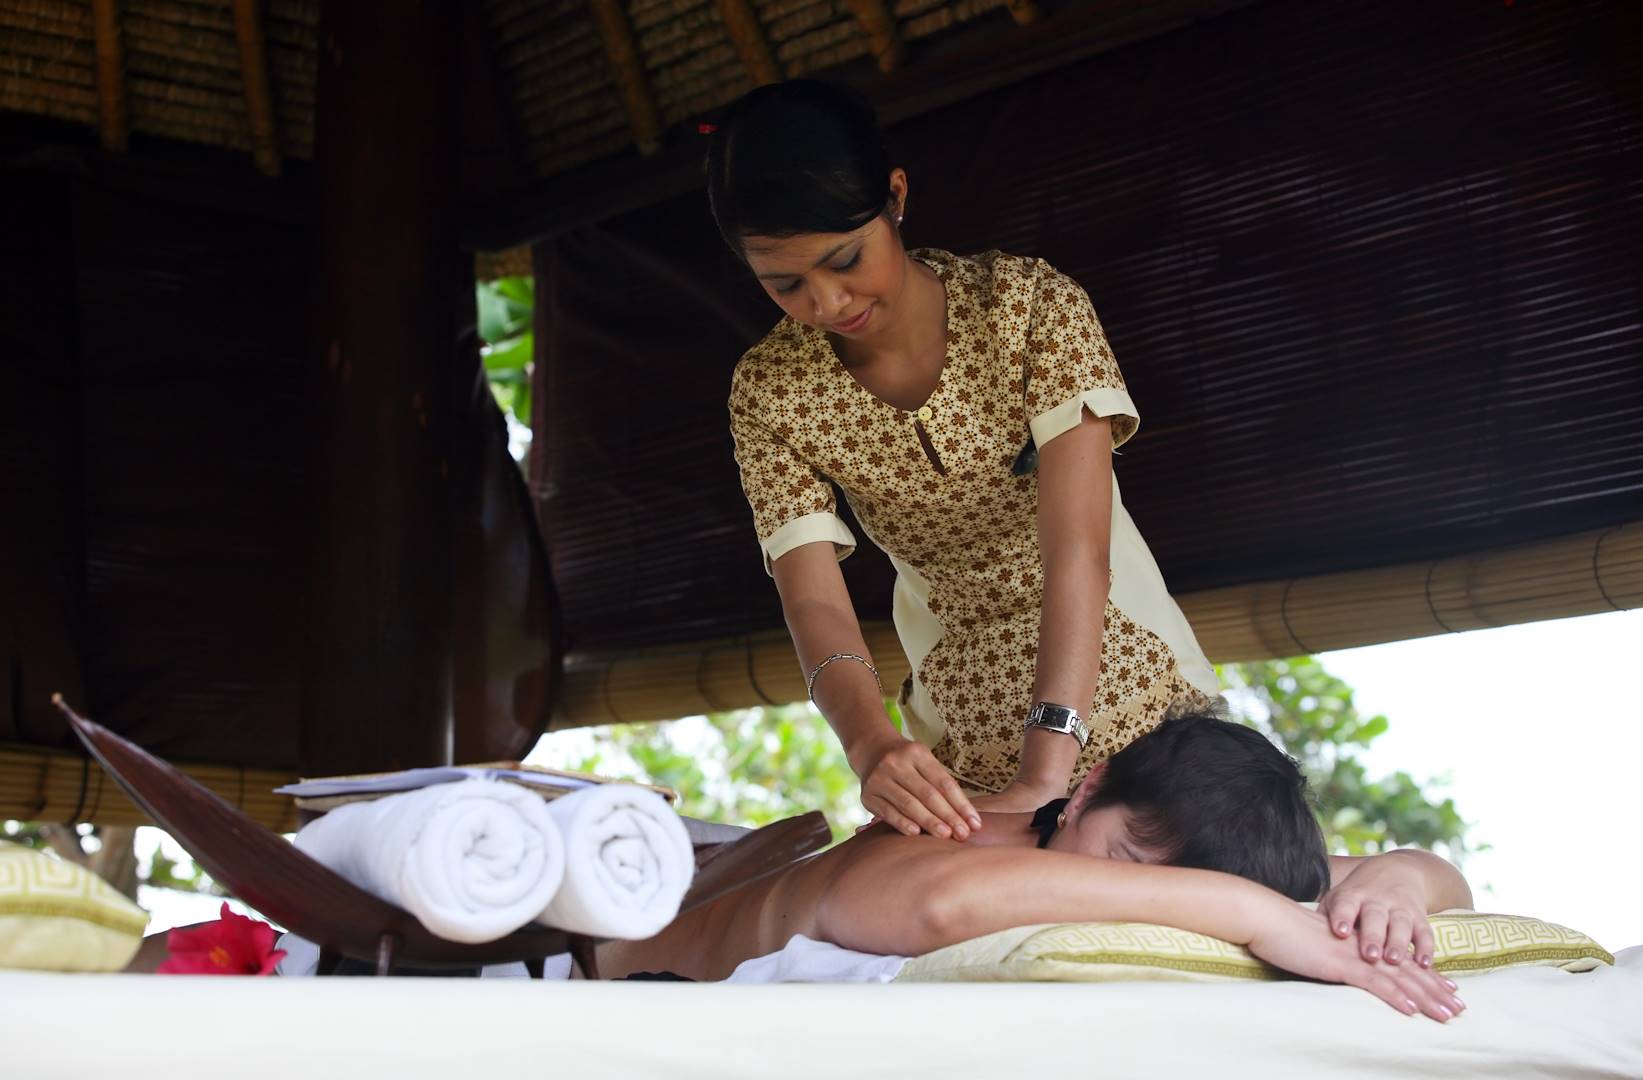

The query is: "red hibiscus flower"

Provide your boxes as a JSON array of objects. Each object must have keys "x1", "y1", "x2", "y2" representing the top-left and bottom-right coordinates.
[{"x1": 157, "y1": 902, "x2": 286, "y2": 975}]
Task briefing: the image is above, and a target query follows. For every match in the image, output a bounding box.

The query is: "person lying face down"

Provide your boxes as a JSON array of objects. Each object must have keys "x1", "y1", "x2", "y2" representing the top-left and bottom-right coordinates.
[{"x1": 598, "y1": 712, "x2": 1473, "y2": 1020}]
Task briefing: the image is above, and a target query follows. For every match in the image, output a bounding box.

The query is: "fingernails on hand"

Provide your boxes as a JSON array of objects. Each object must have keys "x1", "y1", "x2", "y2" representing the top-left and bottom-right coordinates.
[
  {"x1": 903, "y1": 824, "x2": 918, "y2": 836},
  {"x1": 1451, "y1": 996, "x2": 1466, "y2": 1010},
  {"x1": 1366, "y1": 946, "x2": 1380, "y2": 960},
  {"x1": 969, "y1": 816, "x2": 983, "y2": 830},
  {"x1": 1335, "y1": 923, "x2": 1350, "y2": 936},
  {"x1": 1404, "y1": 999, "x2": 1418, "y2": 1015},
  {"x1": 1437, "y1": 1005, "x2": 1453, "y2": 1020},
  {"x1": 1418, "y1": 955, "x2": 1432, "y2": 968},
  {"x1": 935, "y1": 824, "x2": 951, "y2": 838},
  {"x1": 1442, "y1": 977, "x2": 1458, "y2": 991}
]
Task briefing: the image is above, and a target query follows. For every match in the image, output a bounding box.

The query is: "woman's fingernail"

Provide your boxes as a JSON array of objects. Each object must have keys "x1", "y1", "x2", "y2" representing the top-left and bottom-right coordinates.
[
  {"x1": 1366, "y1": 946, "x2": 1380, "y2": 960},
  {"x1": 969, "y1": 816, "x2": 983, "y2": 830},
  {"x1": 1404, "y1": 999, "x2": 1418, "y2": 1015},
  {"x1": 1418, "y1": 954, "x2": 1432, "y2": 968},
  {"x1": 1336, "y1": 923, "x2": 1350, "y2": 935},
  {"x1": 1443, "y1": 978, "x2": 1458, "y2": 990},
  {"x1": 1452, "y1": 996, "x2": 1466, "y2": 1009},
  {"x1": 1437, "y1": 1005, "x2": 1453, "y2": 1020},
  {"x1": 935, "y1": 825, "x2": 951, "y2": 838}
]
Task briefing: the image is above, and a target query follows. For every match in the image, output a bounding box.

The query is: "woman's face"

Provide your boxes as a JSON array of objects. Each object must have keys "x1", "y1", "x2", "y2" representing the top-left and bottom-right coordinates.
[{"x1": 739, "y1": 173, "x2": 914, "y2": 341}]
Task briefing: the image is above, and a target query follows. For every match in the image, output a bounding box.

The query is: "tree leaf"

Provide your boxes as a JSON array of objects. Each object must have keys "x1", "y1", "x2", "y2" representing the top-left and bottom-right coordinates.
[{"x1": 482, "y1": 331, "x2": 533, "y2": 372}]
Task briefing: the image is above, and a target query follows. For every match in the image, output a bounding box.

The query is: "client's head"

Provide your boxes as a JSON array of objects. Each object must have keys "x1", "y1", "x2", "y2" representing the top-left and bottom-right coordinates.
[{"x1": 1045, "y1": 710, "x2": 1330, "y2": 901}]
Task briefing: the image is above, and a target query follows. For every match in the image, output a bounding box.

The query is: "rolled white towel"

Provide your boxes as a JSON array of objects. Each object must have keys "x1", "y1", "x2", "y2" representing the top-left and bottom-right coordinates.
[
  {"x1": 537, "y1": 784, "x2": 694, "y2": 939},
  {"x1": 294, "y1": 778, "x2": 566, "y2": 944}
]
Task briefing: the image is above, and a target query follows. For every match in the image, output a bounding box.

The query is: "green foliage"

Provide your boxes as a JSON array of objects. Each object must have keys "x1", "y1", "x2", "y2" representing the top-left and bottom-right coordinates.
[
  {"x1": 1219, "y1": 657, "x2": 1471, "y2": 861},
  {"x1": 477, "y1": 276, "x2": 534, "y2": 425},
  {"x1": 562, "y1": 706, "x2": 870, "y2": 844}
]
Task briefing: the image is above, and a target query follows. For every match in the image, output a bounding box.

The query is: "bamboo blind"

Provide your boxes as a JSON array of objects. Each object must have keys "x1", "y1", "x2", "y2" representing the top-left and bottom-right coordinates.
[
  {"x1": 549, "y1": 522, "x2": 1643, "y2": 729},
  {"x1": 0, "y1": 745, "x2": 299, "y2": 832}
]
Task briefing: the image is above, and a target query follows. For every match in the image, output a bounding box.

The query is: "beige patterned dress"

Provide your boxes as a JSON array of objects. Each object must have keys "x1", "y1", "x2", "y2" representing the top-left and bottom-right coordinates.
[{"x1": 729, "y1": 248, "x2": 1219, "y2": 794}]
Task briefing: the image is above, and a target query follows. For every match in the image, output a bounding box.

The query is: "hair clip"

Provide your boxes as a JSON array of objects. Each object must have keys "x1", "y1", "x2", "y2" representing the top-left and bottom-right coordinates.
[{"x1": 697, "y1": 123, "x2": 718, "y2": 135}]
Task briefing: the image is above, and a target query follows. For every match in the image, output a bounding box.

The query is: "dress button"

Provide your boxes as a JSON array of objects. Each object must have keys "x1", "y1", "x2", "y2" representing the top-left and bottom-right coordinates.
[{"x1": 917, "y1": 405, "x2": 934, "y2": 422}]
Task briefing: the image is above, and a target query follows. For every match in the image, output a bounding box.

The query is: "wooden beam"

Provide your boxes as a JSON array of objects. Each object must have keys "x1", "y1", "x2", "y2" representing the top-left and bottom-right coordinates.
[
  {"x1": 715, "y1": 0, "x2": 783, "y2": 86},
  {"x1": 587, "y1": 0, "x2": 663, "y2": 155},
  {"x1": 230, "y1": 0, "x2": 282, "y2": 177},
  {"x1": 305, "y1": 0, "x2": 463, "y2": 776},
  {"x1": 840, "y1": 0, "x2": 903, "y2": 73},
  {"x1": 89, "y1": 0, "x2": 127, "y2": 152},
  {"x1": 1003, "y1": 0, "x2": 1042, "y2": 26}
]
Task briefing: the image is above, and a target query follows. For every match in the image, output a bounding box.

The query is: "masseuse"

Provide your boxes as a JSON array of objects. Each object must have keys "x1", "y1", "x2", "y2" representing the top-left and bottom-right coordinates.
[{"x1": 712, "y1": 80, "x2": 1218, "y2": 839}]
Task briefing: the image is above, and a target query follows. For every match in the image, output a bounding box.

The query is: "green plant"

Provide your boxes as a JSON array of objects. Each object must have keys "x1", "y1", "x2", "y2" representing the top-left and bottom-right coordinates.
[{"x1": 477, "y1": 276, "x2": 534, "y2": 425}]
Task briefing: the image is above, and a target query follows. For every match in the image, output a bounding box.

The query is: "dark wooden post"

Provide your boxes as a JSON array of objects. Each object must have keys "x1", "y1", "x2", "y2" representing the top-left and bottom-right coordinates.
[{"x1": 303, "y1": 2, "x2": 463, "y2": 775}]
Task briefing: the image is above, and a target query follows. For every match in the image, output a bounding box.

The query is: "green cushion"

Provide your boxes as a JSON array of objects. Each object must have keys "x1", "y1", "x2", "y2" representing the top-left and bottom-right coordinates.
[
  {"x1": 0, "y1": 841, "x2": 149, "y2": 972},
  {"x1": 897, "y1": 910, "x2": 1613, "y2": 984}
]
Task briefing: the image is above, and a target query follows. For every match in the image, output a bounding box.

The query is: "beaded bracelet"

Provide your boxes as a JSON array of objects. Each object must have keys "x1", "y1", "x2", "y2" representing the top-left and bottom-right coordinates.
[{"x1": 805, "y1": 653, "x2": 882, "y2": 703}]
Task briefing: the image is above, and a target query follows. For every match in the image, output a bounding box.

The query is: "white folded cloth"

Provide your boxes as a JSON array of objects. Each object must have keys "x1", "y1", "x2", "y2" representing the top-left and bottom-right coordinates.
[
  {"x1": 726, "y1": 934, "x2": 908, "y2": 984},
  {"x1": 293, "y1": 778, "x2": 566, "y2": 945},
  {"x1": 536, "y1": 784, "x2": 694, "y2": 940}
]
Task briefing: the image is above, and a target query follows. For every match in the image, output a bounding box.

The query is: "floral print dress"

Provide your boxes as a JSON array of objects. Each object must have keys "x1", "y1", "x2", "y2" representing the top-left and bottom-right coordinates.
[{"x1": 729, "y1": 248, "x2": 1219, "y2": 794}]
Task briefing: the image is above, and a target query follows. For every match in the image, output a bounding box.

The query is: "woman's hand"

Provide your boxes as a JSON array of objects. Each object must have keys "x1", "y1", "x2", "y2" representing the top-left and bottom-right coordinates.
[
  {"x1": 969, "y1": 776, "x2": 1066, "y2": 815},
  {"x1": 1246, "y1": 898, "x2": 1464, "y2": 1022},
  {"x1": 1320, "y1": 851, "x2": 1437, "y2": 968},
  {"x1": 850, "y1": 732, "x2": 982, "y2": 840}
]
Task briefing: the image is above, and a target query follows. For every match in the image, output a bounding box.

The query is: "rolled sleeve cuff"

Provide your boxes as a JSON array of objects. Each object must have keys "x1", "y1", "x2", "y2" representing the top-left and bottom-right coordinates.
[
  {"x1": 1029, "y1": 386, "x2": 1140, "y2": 452},
  {"x1": 760, "y1": 512, "x2": 858, "y2": 576}
]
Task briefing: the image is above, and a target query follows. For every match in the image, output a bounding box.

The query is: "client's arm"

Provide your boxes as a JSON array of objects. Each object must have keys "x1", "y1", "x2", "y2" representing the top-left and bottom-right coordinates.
[
  {"x1": 1322, "y1": 849, "x2": 1474, "y2": 968},
  {"x1": 818, "y1": 842, "x2": 1463, "y2": 1020}
]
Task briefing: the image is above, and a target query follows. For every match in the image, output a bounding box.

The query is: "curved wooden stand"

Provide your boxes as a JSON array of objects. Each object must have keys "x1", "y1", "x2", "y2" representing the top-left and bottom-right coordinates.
[{"x1": 52, "y1": 696, "x2": 831, "y2": 976}]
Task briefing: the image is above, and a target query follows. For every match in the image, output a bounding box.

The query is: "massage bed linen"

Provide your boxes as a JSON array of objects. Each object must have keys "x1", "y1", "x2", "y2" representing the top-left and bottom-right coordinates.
[{"x1": 9, "y1": 945, "x2": 1641, "y2": 1079}]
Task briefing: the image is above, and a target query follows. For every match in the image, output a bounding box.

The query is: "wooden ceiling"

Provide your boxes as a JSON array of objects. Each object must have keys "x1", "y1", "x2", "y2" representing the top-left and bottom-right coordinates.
[
  {"x1": 0, "y1": 0, "x2": 1249, "y2": 241},
  {"x1": 0, "y1": 0, "x2": 1064, "y2": 180}
]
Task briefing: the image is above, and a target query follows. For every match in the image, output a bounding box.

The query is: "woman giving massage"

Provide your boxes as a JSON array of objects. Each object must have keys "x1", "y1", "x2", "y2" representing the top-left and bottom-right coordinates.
[
  {"x1": 714, "y1": 79, "x2": 1219, "y2": 837},
  {"x1": 600, "y1": 713, "x2": 1472, "y2": 1023}
]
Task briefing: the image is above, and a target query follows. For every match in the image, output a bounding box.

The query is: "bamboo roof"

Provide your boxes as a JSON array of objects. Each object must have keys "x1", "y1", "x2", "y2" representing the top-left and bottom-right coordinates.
[{"x1": 0, "y1": 0, "x2": 1102, "y2": 182}]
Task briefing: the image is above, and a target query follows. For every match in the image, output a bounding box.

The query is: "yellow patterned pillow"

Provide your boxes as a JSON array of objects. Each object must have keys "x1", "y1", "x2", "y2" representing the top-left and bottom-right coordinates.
[
  {"x1": 896, "y1": 910, "x2": 1613, "y2": 984},
  {"x1": 0, "y1": 842, "x2": 149, "y2": 972}
]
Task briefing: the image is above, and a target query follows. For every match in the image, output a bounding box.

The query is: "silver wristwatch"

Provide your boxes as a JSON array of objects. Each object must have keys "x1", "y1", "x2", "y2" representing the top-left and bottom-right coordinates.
[{"x1": 1024, "y1": 701, "x2": 1091, "y2": 749}]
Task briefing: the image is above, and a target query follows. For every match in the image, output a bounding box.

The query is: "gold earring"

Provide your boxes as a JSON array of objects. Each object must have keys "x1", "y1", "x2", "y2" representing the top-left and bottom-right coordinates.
[{"x1": 1056, "y1": 811, "x2": 1067, "y2": 829}]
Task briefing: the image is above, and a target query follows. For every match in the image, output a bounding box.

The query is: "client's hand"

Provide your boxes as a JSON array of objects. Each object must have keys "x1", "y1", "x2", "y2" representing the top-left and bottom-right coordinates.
[
  {"x1": 851, "y1": 733, "x2": 982, "y2": 841},
  {"x1": 1320, "y1": 851, "x2": 1436, "y2": 968},
  {"x1": 1246, "y1": 900, "x2": 1464, "y2": 1022}
]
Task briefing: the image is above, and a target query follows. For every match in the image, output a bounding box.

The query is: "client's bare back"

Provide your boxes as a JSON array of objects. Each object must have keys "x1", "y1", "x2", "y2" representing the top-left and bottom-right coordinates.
[{"x1": 598, "y1": 826, "x2": 960, "y2": 980}]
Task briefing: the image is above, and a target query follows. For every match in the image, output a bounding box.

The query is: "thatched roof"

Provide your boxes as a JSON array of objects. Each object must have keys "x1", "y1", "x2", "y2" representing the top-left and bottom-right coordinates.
[{"x1": 0, "y1": 0, "x2": 1231, "y2": 186}]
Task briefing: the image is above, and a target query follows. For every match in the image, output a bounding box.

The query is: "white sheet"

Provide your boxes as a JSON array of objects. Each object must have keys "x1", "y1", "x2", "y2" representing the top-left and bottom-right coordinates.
[
  {"x1": 10, "y1": 947, "x2": 1640, "y2": 1079},
  {"x1": 726, "y1": 934, "x2": 908, "y2": 983}
]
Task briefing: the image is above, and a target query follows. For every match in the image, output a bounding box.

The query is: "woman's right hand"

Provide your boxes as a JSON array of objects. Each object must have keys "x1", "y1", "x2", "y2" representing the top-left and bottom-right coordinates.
[{"x1": 850, "y1": 733, "x2": 982, "y2": 841}]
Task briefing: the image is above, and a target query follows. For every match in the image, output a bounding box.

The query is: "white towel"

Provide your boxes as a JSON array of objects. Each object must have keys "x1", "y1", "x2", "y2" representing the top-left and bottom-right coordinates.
[
  {"x1": 536, "y1": 784, "x2": 694, "y2": 939},
  {"x1": 293, "y1": 778, "x2": 566, "y2": 945},
  {"x1": 726, "y1": 934, "x2": 908, "y2": 984}
]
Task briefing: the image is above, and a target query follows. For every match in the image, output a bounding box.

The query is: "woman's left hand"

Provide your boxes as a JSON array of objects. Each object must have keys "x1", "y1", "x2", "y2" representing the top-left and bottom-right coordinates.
[
  {"x1": 969, "y1": 776, "x2": 1065, "y2": 815},
  {"x1": 1319, "y1": 851, "x2": 1437, "y2": 968}
]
